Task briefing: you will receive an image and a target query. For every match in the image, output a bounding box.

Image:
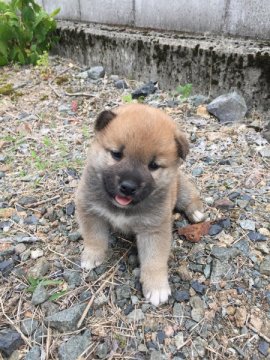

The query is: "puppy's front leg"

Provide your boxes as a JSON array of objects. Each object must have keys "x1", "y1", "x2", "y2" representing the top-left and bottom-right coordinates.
[
  {"x1": 137, "y1": 223, "x2": 171, "y2": 306},
  {"x1": 77, "y1": 212, "x2": 109, "y2": 271},
  {"x1": 176, "y1": 172, "x2": 205, "y2": 223}
]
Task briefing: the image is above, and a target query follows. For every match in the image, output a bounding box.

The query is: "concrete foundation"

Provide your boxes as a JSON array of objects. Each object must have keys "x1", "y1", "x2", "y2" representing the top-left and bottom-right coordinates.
[{"x1": 54, "y1": 21, "x2": 270, "y2": 110}]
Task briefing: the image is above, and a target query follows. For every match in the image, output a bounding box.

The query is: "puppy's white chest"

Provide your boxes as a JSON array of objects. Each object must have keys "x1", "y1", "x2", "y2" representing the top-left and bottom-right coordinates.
[
  {"x1": 93, "y1": 204, "x2": 134, "y2": 233},
  {"x1": 109, "y1": 214, "x2": 133, "y2": 233}
]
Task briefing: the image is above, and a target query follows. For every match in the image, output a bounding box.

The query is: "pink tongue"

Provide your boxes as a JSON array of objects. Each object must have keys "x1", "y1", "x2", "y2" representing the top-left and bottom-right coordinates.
[{"x1": 115, "y1": 195, "x2": 132, "y2": 206}]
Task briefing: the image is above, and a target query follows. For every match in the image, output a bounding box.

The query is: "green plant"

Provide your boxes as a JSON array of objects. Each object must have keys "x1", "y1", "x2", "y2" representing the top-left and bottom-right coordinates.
[
  {"x1": 26, "y1": 277, "x2": 63, "y2": 293},
  {"x1": 174, "y1": 83, "x2": 193, "y2": 101},
  {"x1": 30, "y1": 149, "x2": 48, "y2": 170},
  {"x1": 0, "y1": 0, "x2": 60, "y2": 66},
  {"x1": 122, "y1": 93, "x2": 132, "y2": 103},
  {"x1": 26, "y1": 277, "x2": 66, "y2": 301}
]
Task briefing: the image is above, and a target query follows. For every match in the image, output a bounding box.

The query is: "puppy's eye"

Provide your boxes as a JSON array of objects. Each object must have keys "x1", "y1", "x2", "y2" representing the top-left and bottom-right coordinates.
[
  {"x1": 148, "y1": 161, "x2": 160, "y2": 171},
  {"x1": 110, "y1": 150, "x2": 123, "y2": 161}
]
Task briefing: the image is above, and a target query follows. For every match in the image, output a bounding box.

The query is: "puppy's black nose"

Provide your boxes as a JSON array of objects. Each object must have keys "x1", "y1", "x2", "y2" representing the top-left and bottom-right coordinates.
[{"x1": 119, "y1": 180, "x2": 137, "y2": 196}]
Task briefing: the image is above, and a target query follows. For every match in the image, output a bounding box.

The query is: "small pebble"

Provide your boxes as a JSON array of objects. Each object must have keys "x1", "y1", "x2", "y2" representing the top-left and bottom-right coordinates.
[
  {"x1": 208, "y1": 224, "x2": 223, "y2": 236},
  {"x1": 68, "y1": 231, "x2": 82, "y2": 241},
  {"x1": 157, "y1": 330, "x2": 166, "y2": 344},
  {"x1": 127, "y1": 309, "x2": 145, "y2": 322},
  {"x1": 214, "y1": 198, "x2": 234, "y2": 209},
  {"x1": 65, "y1": 202, "x2": 75, "y2": 216},
  {"x1": 239, "y1": 219, "x2": 256, "y2": 231},
  {"x1": 248, "y1": 231, "x2": 267, "y2": 241},
  {"x1": 124, "y1": 304, "x2": 133, "y2": 315},
  {"x1": 31, "y1": 249, "x2": 44, "y2": 259},
  {"x1": 258, "y1": 340, "x2": 269, "y2": 356},
  {"x1": 191, "y1": 281, "x2": 206, "y2": 295},
  {"x1": 114, "y1": 79, "x2": 128, "y2": 89},
  {"x1": 173, "y1": 290, "x2": 190, "y2": 302},
  {"x1": 192, "y1": 167, "x2": 203, "y2": 177},
  {"x1": 31, "y1": 285, "x2": 49, "y2": 305}
]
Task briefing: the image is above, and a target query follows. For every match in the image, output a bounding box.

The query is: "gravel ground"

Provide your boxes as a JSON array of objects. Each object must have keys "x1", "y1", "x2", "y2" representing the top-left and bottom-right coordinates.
[{"x1": 0, "y1": 56, "x2": 270, "y2": 360}]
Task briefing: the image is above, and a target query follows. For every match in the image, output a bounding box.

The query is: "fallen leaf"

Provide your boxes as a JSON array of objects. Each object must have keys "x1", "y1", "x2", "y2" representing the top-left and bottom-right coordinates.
[{"x1": 178, "y1": 221, "x2": 211, "y2": 242}]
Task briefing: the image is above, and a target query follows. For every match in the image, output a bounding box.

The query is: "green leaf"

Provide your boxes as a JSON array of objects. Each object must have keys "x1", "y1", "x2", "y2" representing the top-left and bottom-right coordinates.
[
  {"x1": 49, "y1": 290, "x2": 67, "y2": 301},
  {"x1": 0, "y1": 40, "x2": 8, "y2": 58},
  {"x1": 0, "y1": 0, "x2": 59, "y2": 66},
  {"x1": 50, "y1": 7, "x2": 60, "y2": 18},
  {"x1": 40, "y1": 279, "x2": 63, "y2": 286}
]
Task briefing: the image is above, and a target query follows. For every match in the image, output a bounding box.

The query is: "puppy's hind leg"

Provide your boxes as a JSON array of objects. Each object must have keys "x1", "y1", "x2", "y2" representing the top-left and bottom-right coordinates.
[{"x1": 176, "y1": 172, "x2": 205, "y2": 223}]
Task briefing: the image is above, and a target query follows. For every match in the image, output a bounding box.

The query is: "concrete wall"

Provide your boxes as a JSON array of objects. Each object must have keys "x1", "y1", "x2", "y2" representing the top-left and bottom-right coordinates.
[
  {"x1": 54, "y1": 21, "x2": 270, "y2": 110},
  {"x1": 40, "y1": 0, "x2": 270, "y2": 40}
]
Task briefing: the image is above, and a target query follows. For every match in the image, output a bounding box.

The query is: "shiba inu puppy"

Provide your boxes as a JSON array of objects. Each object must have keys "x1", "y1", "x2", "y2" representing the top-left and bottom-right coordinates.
[{"x1": 76, "y1": 104, "x2": 204, "y2": 306}]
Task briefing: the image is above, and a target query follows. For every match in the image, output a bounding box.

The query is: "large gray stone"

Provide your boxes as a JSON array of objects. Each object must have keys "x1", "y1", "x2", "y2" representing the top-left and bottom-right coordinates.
[
  {"x1": 207, "y1": 92, "x2": 247, "y2": 123},
  {"x1": 58, "y1": 330, "x2": 91, "y2": 360},
  {"x1": 44, "y1": 303, "x2": 86, "y2": 332},
  {"x1": 0, "y1": 329, "x2": 23, "y2": 357},
  {"x1": 88, "y1": 66, "x2": 105, "y2": 80}
]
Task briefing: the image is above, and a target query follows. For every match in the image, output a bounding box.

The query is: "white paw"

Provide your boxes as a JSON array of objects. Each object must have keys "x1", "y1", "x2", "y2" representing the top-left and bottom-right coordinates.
[
  {"x1": 144, "y1": 283, "x2": 171, "y2": 307},
  {"x1": 189, "y1": 210, "x2": 205, "y2": 223},
  {"x1": 81, "y1": 248, "x2": 105, "y2": 271}
]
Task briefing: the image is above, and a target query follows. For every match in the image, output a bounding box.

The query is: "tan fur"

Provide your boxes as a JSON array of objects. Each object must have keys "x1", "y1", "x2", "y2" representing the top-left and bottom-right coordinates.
[{"x1": 76, "y1": 104, "x2": 205, "y2": 306}]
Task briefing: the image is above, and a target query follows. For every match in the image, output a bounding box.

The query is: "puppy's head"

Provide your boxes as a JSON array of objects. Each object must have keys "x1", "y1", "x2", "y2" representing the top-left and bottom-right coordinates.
[{"x1": 92, "y1": 104, "x2": 189, "y2": 208}]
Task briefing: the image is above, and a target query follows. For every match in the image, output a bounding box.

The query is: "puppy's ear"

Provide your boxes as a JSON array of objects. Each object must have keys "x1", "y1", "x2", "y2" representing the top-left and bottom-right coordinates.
[
  {"x1": 175, "y1": 130, "x2": 189, "y2": 160},
  {"x1": 95, "y1": 110, "x2": 116, "y2": 132}
]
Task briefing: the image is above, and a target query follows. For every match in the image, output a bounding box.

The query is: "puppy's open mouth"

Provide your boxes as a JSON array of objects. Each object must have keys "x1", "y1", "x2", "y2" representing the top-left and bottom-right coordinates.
[{"x1": 114, "y1": 195, "x2": 133, "y2": 206}]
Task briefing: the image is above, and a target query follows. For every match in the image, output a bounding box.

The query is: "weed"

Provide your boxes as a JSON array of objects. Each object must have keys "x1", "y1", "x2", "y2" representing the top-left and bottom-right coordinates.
[
  {"x1": 30, "y1": 149, "x2": 48, "y2": 170},
  {"x1": 122, "y1": 93, "x2": 133, "y2": 103},
  {"x1": 173, "y1": 83, "x2": 193, "y2": 101},
  {"x1": 0, "y1": 0, "x2": 60, "y2": 66},
  {"x1": 26, "y1": 277, "x2": 66, "y2": 300},
  {"x1": 43, "y1": 136, "x2": 52, "y2": 147},
  {"x1": 0, "y1": 83, "x2": 14, "y2": 95}
]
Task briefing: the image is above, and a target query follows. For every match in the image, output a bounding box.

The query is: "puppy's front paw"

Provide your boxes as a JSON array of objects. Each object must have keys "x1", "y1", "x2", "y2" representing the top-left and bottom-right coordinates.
[
  {"x1": 81, "y1": 247, "x2": 106, "y2": 271},
  {"x1": 141, "y1": 273, "x2": 171, "y2": 306},
  {"x1": 185, "y1": 201, "x2": 206, "y2": 223},
  {"x1": 188, "y1": 209, "x2": 206, "y2": 223}
]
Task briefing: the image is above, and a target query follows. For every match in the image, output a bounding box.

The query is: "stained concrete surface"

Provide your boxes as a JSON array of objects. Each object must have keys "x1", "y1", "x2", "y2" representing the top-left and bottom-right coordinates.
[
  {"x1": 53, "y1": 21, "x2": 270, "y2": 110},
  {"x1": 40, "y1": 0, "x2": 270, "y2": 40}
]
